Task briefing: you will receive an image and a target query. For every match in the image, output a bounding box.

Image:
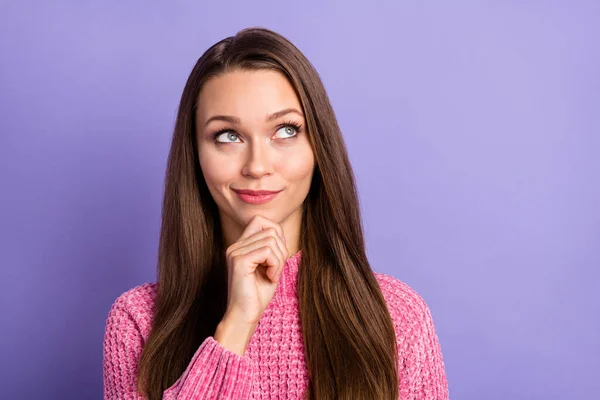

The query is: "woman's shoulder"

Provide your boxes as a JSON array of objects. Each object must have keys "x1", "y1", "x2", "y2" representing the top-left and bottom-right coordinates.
[
  {"x1": 104, "y1": 282, "x2": 159, "y2": 338},
  {"x1": 109, "y1": 282, "x2": 159, "y2": 311},
  {"x1": 373, "y1": 272, "x2": 433, "y2": 329}
]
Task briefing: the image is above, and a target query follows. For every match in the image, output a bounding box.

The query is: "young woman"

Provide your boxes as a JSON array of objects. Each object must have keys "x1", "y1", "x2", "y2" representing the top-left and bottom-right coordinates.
[{"x1": 103, "y1": 27, "x2": 449, "y2": 400}]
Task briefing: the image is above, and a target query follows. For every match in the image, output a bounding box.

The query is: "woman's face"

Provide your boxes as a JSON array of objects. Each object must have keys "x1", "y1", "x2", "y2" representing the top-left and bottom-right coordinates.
[{"x1": 195, "y1": 69, "x2": 315, "y2": 237}]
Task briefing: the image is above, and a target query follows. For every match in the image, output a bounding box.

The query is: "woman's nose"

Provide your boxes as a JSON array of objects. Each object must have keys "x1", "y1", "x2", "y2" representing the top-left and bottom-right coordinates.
[{"x1": 241, "y1": 140, "x2": 275, "y2": 178}]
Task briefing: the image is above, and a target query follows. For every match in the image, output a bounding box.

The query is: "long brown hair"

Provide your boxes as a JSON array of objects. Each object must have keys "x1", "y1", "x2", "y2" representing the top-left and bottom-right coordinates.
[{"x1": 137, "y1": 27, "x2": 399, "y2": 400}]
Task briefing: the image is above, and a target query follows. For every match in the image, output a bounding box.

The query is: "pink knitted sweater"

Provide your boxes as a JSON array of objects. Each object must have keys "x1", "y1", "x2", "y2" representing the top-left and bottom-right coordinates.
[{"x1": 103, "y1": 250, "x2": 449, "y2": 399}]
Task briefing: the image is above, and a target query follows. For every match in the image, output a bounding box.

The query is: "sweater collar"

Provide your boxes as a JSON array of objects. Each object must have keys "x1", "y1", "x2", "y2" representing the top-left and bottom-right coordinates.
[{"x1": 273, "y1": 249, "x2": 302, "y2": 303}]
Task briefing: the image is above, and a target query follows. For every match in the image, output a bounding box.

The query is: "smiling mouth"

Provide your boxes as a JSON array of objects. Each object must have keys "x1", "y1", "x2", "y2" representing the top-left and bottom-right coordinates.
[{"x1": 232, "y1": 189, "x2": 282, "y2": 204}]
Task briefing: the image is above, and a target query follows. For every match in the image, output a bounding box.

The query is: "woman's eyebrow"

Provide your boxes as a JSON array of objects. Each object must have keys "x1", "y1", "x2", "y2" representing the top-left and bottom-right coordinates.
[
  {"x1": 204, "y1": 108, "x2": 303, "y2": 127},
  {"x1": 265, "y1": 108, "x2": 303, "y2": 122}
]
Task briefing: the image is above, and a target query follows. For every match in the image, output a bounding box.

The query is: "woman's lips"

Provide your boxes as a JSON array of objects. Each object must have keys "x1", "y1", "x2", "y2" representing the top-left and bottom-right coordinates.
[{"x1": 232, "y1": 189, "x2": 282, "y2": 205}]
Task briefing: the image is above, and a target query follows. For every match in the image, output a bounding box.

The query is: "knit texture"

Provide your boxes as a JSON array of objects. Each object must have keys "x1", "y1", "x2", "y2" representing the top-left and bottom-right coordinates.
[{"x1": 103, "y1": 250, "x2": 449, "y2": 399}]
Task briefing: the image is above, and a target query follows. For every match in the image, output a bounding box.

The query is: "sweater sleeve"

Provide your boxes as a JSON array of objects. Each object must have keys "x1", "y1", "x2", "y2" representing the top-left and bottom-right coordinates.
[
  {"x1": 103, "y1": 302, "x2": 256, "y2": 400},
  {"x1": 377, "y1": 274, "x2": 449, "y2": 400},
  {"x1": 394, "y1": 285, "x2": 449, "y2": 400}
]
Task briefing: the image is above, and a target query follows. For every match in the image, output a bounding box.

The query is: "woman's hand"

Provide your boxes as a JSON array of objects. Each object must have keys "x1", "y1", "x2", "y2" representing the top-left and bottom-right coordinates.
[{"x1": 222, "y1": 214, "x2": 289, "y2": 327}]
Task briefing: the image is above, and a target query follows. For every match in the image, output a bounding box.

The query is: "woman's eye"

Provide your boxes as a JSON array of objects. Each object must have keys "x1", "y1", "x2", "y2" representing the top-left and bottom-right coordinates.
[
  {"x1": 215, "y1": 131, "x2": 241, "y2": 143},
  {"x1": 274, "y1": 125, "x2": 298, "y2": 139},
  {"x1": 214, "y1": 125, "x2": 298, "y2": 143}
]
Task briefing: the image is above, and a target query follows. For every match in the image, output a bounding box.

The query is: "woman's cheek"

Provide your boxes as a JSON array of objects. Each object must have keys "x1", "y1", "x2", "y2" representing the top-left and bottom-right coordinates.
[{"x1": 284, "y1": 150, "x2": 315, "y2": 181}]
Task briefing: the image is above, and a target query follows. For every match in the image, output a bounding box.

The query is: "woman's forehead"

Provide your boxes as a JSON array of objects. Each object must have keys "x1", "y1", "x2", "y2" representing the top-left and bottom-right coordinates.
[{"x1": 197, "y1": 69, "x2": 303, "y2": 124}]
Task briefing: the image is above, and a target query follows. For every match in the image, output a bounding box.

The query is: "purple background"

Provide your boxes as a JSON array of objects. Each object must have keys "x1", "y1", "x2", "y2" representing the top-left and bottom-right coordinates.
[{"x1": 1, "y1": 1, "x2": 598, "y2": 399}]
